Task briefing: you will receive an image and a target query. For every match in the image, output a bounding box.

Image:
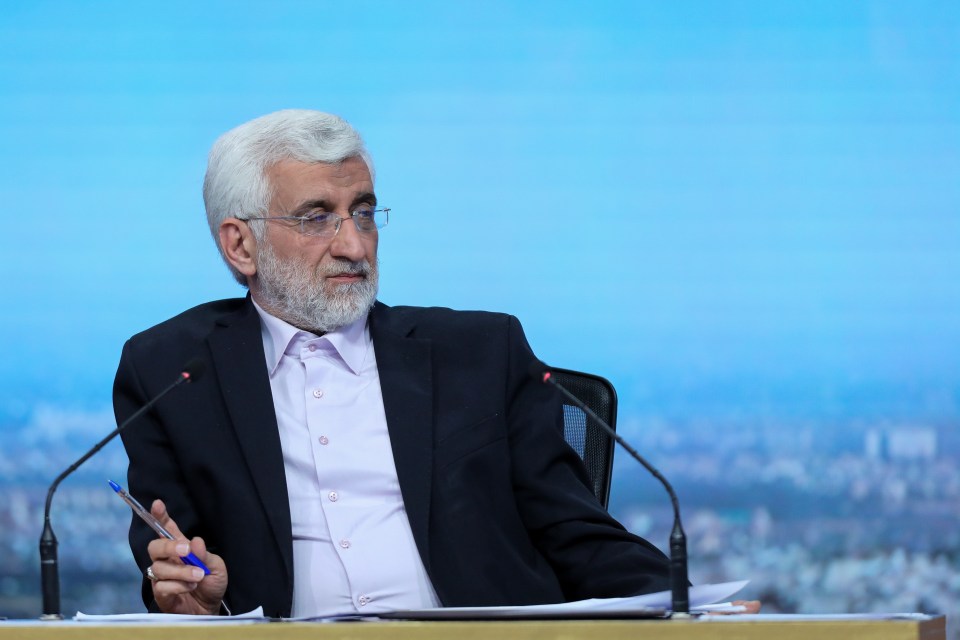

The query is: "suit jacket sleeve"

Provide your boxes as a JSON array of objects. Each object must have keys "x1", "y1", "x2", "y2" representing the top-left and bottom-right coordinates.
[
  {"x1": 113, "y1": 339, "x2": 202, "y2": 612},
  {"x1": 500, "y1": 315, "x2": 671, "y2": 600},
  {"x1": 399, "y1": 307, "x2": 671, "y2": 604}
]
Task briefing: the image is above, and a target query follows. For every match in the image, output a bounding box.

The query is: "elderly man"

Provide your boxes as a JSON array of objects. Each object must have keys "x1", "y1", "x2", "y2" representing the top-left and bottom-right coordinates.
[{"x1": 114, "y1": 109, "x2": 671, "y2": 618}]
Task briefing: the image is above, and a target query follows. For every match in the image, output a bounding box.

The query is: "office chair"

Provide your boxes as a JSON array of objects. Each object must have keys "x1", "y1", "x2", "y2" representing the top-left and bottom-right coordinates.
[{"x1": 551, "y1": 367, "x2": 617, "y2": 508}]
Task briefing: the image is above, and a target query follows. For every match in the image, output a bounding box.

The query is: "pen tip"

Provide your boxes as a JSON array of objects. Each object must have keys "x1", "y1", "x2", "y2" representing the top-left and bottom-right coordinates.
[{"x1": 108, "y1": 480, "x2": 121, "y2": 491}]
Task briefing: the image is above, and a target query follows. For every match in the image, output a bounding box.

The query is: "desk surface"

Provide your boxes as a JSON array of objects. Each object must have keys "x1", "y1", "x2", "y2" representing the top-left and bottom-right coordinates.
[{"x1": 0, "y1": 616, "x2": 947, "y2": 640}]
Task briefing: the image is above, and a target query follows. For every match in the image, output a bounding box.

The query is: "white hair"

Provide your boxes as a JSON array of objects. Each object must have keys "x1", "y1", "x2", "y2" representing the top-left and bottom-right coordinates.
[{"x1": 202, "y1": 109, "x2": 374, "y2": 285}]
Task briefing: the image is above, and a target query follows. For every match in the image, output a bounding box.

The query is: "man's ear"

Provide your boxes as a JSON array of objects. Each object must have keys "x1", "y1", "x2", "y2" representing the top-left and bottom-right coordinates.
[{"x1": 219, "y1": 218, "x2": 258, "y2": 278}]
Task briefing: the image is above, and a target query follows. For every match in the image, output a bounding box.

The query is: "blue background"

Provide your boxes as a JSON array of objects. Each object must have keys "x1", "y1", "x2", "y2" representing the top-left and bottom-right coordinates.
[{"x1": 1, "y1": 0, "x2": 958, "y2": 625}]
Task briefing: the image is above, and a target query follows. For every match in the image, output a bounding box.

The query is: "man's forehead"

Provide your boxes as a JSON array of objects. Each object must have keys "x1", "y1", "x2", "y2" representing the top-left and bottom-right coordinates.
[
  {"x1": 266, "y1": 157, "x2": 375, "y2": 212},
  {"x1": 267, "y1": 158, "x2": 373, "y2": 192}
]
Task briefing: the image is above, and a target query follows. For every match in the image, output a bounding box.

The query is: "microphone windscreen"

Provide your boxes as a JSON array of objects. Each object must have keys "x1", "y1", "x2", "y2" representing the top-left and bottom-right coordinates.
[{"x1": 181, "y1": 358, "x2": 207, "y2": 382}]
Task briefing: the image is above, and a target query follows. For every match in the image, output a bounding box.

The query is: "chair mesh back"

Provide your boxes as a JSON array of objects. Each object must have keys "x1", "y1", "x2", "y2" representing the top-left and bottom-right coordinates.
[{"x1": 551, "y1": 368, "x2": 617, "y2": 508}]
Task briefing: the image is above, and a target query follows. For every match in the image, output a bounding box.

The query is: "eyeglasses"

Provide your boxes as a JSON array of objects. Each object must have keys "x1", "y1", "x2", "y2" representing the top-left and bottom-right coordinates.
[{"x1": 242, "y1": 208, "x2": 389, "y2": 238}]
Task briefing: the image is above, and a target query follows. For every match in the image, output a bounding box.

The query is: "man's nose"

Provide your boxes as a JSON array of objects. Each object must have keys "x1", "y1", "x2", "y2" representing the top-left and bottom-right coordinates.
[{"x1": 329, "y1": 216, "x2": 368, "y2": 261}]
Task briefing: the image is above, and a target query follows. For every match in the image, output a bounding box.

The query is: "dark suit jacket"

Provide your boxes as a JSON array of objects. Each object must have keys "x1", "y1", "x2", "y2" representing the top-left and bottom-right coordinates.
[{"x1": 114, "y1": 297, "x2": 670, "y2": 617}]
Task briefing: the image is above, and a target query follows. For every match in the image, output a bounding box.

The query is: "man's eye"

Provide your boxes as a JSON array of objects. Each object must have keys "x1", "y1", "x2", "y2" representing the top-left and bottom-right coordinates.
[
  {"x1": 353, "y1": 208, "x2": 375, "y2": 220},
  {"x1": 304, "y1": 212, "x2": 336, "y2": 224}
]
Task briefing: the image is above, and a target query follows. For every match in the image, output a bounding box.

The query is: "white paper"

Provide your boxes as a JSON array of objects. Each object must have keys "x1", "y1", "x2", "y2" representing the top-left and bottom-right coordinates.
[
  {"x1": 74, "y1": 580, "x2": 751, "y2": 622},
  {"x1": 373, "y1": 580, "x2": 749, "y2": 619},
  {"x1": 74, "y1": 606, "x2": 265, "y2": 623},
  {"x1": 593, "y1": 579, "x2": 750, "y2": 612}
]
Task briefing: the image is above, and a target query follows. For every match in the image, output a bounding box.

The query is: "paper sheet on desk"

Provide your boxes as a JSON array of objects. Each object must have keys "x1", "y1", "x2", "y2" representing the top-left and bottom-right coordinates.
[
  {"x1": 584, "y1": 579, "x2": 749, "y2": 612},
  {"x1": 374, "y1": 580, "x2": 749, "y2": 620},
  {"x1": 74, "y1": 606, "x2": 265, "y2": 622}
]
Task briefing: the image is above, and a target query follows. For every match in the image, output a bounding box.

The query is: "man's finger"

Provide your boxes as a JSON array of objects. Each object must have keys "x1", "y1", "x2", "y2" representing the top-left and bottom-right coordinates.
[
  {"x1": 731, "y1": 600, "x2": 762, "y2": 614},
  {"x1": 148, "y1": 559, "x2": 208, "y2": 584},
  {"x1": 188, "y1": 536, "x2": 209, "y2": 560},
  {"x1": 150, "y1": 499, "x2": 186, "y2": 539},
  {"x1": 147, "y1": 537, "x2": 193, "y2": 564},
  {"x1": 152, "y1": 578, "x2": 201, "y2": 598}
]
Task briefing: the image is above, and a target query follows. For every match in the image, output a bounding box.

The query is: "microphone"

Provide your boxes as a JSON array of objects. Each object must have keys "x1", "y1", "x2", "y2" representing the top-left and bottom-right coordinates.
[
  {"x1": 39, "y1": 359, "x2": 206, "y2": 620},
  {"x1": 529, "y1": 362, "x2": 690, "y2": 617}
]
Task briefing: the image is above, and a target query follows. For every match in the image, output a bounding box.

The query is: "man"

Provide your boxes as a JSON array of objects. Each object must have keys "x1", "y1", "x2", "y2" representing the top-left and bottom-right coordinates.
[{"x1": 114, "y1": 109, "x2": 672, "y2": 618}]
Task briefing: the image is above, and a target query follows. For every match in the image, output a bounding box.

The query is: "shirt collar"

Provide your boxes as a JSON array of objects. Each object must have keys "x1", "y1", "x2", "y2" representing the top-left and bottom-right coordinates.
[{"x1": 251, "y1": 298, "x2": 372, "y2": 376}]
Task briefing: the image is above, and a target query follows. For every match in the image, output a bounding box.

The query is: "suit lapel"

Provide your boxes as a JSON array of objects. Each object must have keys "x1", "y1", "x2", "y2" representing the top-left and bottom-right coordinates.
[
  {"x1": 207, "y1": 299, "x2": 294, "y2": 583},
  {"x1": 369, "y1": 304, "x2": 435, "y2": 572}
]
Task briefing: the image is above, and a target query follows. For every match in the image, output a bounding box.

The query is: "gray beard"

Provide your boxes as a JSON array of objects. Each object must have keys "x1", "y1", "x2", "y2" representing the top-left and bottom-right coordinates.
[{"x1": 254, "y1": 243, "x2": 378, "y2": 334}]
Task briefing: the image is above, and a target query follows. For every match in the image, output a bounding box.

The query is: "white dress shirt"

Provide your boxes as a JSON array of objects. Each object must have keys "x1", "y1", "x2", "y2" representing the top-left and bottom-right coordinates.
[{"x1": 253, "y1": 300, "x2": 440, "y2": 617}]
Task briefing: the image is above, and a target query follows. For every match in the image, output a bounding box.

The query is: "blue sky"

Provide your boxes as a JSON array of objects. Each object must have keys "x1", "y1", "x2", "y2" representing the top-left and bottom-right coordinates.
[{"x1": 1, "y1": 0, "x2": 958, "y2": 418}]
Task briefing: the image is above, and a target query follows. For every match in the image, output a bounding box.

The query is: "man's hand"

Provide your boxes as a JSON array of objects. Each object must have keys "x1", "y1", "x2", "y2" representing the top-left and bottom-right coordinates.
[
  {"x1": 733, "y1": 600, "x2": 761, "y2": 614},
  {"x1": 145, "y1": 499, "x2": 228, "y2": 615}
]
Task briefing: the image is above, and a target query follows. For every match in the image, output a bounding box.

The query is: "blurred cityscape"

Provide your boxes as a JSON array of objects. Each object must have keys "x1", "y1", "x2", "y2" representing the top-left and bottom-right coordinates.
[
  {"x1": 0, "y1": 394, "x2": 956, "y2": 638},
  {"x1": 611, "y1": 405, "x2": 959, "y2": 639}
]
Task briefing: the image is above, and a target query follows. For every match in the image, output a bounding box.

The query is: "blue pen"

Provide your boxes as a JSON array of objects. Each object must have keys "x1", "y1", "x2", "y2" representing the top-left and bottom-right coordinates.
[{"x1": 108, "y1": 480, "x2": 211, "y2": 575}]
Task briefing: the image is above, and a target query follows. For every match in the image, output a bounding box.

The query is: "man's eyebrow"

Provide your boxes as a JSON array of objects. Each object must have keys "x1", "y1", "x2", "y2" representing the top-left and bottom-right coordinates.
[
  {"x1": 352, "y1": 192, "x2": 378, "y2": 207},
  {"x1": 288, "y1": 193, "x2": 378, "y2": 216},
  {"x1": 289, "y1": 199, "x2": 332, "y2": 216}
]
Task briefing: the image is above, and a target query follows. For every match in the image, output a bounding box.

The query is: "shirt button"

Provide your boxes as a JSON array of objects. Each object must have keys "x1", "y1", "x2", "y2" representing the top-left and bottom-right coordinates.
[
  {"x1": 308, "y1": 344, "x2": 317, "y2": 352},
  {"x1": 358, "y1": 595, "x2": 369, "y2": 606},
  {"x1": 339, "y1": 539, "x2": 351, "y2": 549},
  {"x1": 319, "y1": 435, "x2": 329, "y2": 445},
  {"x1": 328, "y1": 491, "x2": 338, "y2": 502},
  {"x1": 312, "y1": 389, "x2": 324, "y2": 399}
]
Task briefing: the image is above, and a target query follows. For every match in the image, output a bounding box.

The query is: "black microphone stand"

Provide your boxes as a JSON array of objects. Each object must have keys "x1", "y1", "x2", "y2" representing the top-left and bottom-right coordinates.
[
  {"x1": 39, "y1": 362, "x2": 202, "y2": 619},
  {"x1": 538, "y1": 367, "x2": 690, "y2": 617}
]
